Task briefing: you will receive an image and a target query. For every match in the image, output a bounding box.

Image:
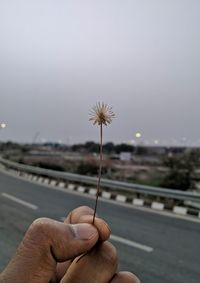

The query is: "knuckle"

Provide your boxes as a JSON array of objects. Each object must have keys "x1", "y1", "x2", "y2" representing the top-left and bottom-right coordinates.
[
  {"x1": 70, "y1": 206, "x2": 94, "y2": 223},
  {"x1": 113, "y1": 272, "x2": 141, "y2": 283},
  {"x1": 123, "y1": 272, "x2": 141, "y2": 283},
  {"x1": 19, "y1": 218, "x2": 51, "y2": 253},
  {"x1": 99, "y1": 241, "x2": 118, "y2": 266},
  {"x1": 31, "y1": 217, "x2": 50, "y2": 231},
  {"x1": 28, "y1": 218, "x2": 52, "y2": 241},
  {"x1": 78, "y1": 205, "x2": 93, "y2": 212}
]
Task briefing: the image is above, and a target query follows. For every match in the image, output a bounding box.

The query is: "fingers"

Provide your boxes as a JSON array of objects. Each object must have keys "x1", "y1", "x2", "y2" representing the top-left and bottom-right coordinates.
[
  {"x1": 28, "y1": 218, "x2": 99, "y2": 261},
  {"x1": 55, "y1": 206, "x2": 111, "y2": 281},
  {"x1": 66, "y1": 206, "x2": 95, "y2": 223},
  {"x1": 60, "y1": 241, "x2": 118, "y2": 283},
  {"x1": 110, "y1": 272, "x2": 140, "y2": 283},
  {"x1": 1, "y1": 218, "x2": 98, "y2": 283},
  {"x1": 65, "y1": 206, "x2": 111, "y2": 241}
]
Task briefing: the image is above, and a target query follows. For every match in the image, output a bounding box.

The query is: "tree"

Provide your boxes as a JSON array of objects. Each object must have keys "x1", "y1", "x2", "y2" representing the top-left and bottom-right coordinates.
[
  {"x1": 77, "y1": 161, "x2": 99, "y2": 176},
  {"x1": 161, "y1": 149, "x2": 200, "y2": 191},
  {"x1": 103, "y1": 142, "x2": 115, "y2": 153},
  {"x1": 115, "y1": 143, "x2": 134, "y2": 153},
  {"x1": 84, "y1": 141, "x2": 99, "y2": 153}
]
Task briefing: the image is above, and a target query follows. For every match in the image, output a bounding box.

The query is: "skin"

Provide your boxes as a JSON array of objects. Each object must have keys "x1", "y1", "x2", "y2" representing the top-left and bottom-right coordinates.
[{"x1": 0, "y1": 206, "x2": 140, "y2": 283}]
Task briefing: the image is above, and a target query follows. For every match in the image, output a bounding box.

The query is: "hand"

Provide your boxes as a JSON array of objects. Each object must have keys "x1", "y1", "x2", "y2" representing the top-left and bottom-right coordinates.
[{"x1": 0, "y1": 206, "x2": 140, "y2": 283}]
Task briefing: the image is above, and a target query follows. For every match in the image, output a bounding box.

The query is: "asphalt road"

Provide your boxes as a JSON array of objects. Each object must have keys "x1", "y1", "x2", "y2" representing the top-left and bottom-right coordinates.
[{"x1": 0, "y1": 170, "x2": 200, "y2": 283}]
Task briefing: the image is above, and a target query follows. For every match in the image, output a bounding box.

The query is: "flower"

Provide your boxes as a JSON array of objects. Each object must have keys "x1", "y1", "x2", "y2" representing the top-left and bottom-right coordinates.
[{"x1": 89, "y1": 102, "x2": 115, "y2": 126}]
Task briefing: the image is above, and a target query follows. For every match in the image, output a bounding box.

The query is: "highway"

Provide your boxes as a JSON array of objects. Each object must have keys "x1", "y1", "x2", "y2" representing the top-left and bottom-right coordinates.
[{"x1": 0, "y1": 170, "x2": 200, "y2": 283}]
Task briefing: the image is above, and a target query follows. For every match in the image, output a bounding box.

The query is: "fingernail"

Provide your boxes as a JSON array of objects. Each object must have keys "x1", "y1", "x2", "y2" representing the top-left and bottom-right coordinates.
[{"x1": 72, "y1": 223, "x2": 97, "y2": 240}]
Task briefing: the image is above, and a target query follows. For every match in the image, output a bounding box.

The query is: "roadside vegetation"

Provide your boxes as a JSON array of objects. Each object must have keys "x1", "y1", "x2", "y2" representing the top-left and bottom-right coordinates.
[{"x1": 1, "y1": 141, "x2": 200, "y2": 192}]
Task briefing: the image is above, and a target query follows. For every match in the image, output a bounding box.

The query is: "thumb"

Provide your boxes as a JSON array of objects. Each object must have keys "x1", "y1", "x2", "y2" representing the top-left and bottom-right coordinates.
[
  {"x1": 23, "y1": 218, "x2": 99, "y2": 262},
  {"x1": 1, "y1": 218, "x2": 98, "y2": 283},
  {"x1": 49, "y1": 222, "x2": 99, "y2": 261}
]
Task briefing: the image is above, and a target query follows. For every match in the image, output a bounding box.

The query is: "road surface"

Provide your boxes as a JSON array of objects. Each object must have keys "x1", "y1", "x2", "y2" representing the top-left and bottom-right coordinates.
[{"x1": 0, "y1": 170, "x2": 200, "y2": 283}]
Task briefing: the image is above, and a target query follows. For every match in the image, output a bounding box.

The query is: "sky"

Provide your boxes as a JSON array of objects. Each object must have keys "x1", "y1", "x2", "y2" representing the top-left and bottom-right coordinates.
[{"x1": 0, "y1": 0, "x2": 200, "y2": 146}]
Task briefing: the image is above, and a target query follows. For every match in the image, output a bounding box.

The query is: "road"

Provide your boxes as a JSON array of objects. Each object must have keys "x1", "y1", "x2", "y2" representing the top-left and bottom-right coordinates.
[{"x1": 0, "y1": 170, "x2": 200, "y2": 283}]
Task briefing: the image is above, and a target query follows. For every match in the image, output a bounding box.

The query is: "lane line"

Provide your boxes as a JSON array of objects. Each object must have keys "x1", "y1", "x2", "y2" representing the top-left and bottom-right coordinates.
[
  {"x1": 60, "y1": 217, "x2": 153, "y2": 252},
  {"x1": 2, "y1": 193, "x2": 38, "y2": 210},
  {"x1": 110, "y1": 234, "x2": 153, "y2": 253}
]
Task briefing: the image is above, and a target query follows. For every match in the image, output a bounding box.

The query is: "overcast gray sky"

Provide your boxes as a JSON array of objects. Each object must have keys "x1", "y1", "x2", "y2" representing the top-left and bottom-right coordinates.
[{"x1": 1, "y1": 0, "x2": 200, "y2": 146}]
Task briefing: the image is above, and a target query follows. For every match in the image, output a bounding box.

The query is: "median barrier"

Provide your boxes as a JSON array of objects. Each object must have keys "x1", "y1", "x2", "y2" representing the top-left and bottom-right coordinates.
[
  {"x1": 116, "y1": 195, "x2": 127, "y2": 202},
  {"x1": 89, "y1": 188, "x2": 97, "y2": 196},
  {"x1": 173, "y1": 206, "x2": 187, "y2": 215},
  {"x1": 1, "y1": 157, "x2": 200, "y2": 219},
  {"x1": 102, "y1": 191, "x2": 112, "y2": 199},
  {"x1": 50, "y1": 180, "x2": 57, "y2": 186},
  {"x1": 77, "y1": 186, "x2": 86, "y2": 193},
  {"x1": 132, "y1": 198, "x2": 143, "y2": 206},
  {"x1": 151, "y1": 202, "x2": 164, "y2": 211},
  {"x1": 58, "y1": 182, "x2": 65, "y2": 188},
  {"x1": 68, "y1": 184, "x2": 75, "y2": 190}
]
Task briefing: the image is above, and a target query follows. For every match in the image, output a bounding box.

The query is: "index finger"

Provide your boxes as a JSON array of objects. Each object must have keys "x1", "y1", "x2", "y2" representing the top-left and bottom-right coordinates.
[
  {"x1": 64, "y1": 206, "x2": 111, "y2": 241},
  {"x1": 110, "y1": 272, "x2": 140, "y2": 283}
]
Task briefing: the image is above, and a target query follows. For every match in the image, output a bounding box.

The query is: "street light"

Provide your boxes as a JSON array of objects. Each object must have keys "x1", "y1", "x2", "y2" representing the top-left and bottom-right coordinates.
[
  {"x1": 154, "y1": 139, "x2": 159, "y2": 145},
  {"x1": 133, "y1": 132, "x2": 142, "y2": 158},
  {"x1": 0, "y1": 123, "x2": 6, "y2": 129},
  {"x1": 0, "y1": 123, "x2": 7, "y2": 148},
  {"x1": 135, "y1": 132, "x2": 141, "y2": 139}
]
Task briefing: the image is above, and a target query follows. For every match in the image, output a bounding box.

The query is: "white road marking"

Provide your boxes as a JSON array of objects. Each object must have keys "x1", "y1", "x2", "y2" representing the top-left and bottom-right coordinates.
[
  {"x1": 2, "y1": 193, "x2": 38, "y2": 210},
  {"x1": 59, "y1": 217, "x2": 153, "y2": 252},
  {"x1": 110, "y1": 234, "x2": 153, "y2": 253}
]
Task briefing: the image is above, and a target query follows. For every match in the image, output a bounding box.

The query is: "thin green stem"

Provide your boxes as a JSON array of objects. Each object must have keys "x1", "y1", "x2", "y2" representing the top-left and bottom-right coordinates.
[{"x1": 92, "y1": 122, "x2": 103, "y2": 224}]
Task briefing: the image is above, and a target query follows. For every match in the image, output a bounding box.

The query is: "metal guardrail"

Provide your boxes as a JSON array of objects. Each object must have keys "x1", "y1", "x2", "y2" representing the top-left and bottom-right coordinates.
[{"x1": 1, "y1": 157, "x2": 200, "y2": 202}]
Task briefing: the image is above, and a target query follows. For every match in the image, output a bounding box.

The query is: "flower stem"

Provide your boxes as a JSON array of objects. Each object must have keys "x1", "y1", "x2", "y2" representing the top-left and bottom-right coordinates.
[{"x1": 92, "y1": 122, "x2": 103, "y2": 224}]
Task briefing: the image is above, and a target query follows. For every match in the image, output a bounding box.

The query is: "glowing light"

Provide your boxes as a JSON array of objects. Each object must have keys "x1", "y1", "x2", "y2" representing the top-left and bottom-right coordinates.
[
  {"x1": 0, "y1": 123, "x2": 6, "y2": 129},
  {"x1": 135, "y1": 132, "x2": 141, "y2": 138}
]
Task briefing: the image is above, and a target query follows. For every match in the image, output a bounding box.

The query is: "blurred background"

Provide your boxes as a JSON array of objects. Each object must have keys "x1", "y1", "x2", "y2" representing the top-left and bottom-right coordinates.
[{"x1": 1, "y1": 1, "x2": 200, "y2": 283}]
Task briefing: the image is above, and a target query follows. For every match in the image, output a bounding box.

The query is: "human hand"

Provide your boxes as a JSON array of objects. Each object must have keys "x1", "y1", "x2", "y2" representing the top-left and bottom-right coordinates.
[{"x1": 0, "y1": 206, "x2": 140, "y2": 283}]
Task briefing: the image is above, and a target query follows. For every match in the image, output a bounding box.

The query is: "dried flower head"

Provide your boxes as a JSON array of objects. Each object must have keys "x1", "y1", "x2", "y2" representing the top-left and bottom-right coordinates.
[
  {"x1": 76, "y1": 102, "x2": 115, "y2": 262},
  {"x1": 89, "y1": 102, "x2": 115, "y2": 126}
]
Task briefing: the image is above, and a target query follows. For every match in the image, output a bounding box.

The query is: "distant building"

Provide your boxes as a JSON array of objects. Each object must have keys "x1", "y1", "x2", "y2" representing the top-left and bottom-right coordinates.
[{"x1": 120, "y1": 152, "x2": 131, "y2": 161}]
